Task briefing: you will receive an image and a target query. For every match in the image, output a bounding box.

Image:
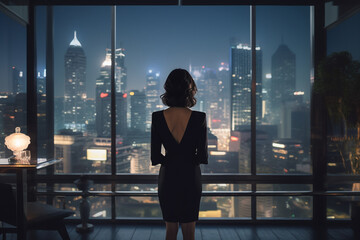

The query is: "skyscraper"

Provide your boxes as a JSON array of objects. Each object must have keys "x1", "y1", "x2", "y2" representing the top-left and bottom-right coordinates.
[
  {"x1": 190, "y1": 66, "x2": 206, "y2": 112},
  {"x1": 100, "y1": 48, "x2": 127, "y2": 93},
  {"x1": 12, "y1": 67, "x2": 25, "y2": 94},
  {"x1": 145, "y1": 70, "x2": 161, "y2": 132},
  {"x1": 270, "y1": 44, "x2": 296, "y2": 124},
  {"x1": 95, "y1": 49, "x2": 128, "y2": 137},
  {"x1": 230, "y1": 44, "x2": 262, "y2": 131},
  {"x1": 96, "y1": 92, "x2": 127, "y2": 137},
  {"x1": 128, "y1": 90, "x2": 146, "y2": 132},
  {"x1": 114, "y1": 48, "x2": 127, "y2": 93},
  {"x1": 64, "y1": 31, "x2": 86, "y2": 132},
  {"x1": 217, "y1": 62, "x2": 230, "y2": 130}
]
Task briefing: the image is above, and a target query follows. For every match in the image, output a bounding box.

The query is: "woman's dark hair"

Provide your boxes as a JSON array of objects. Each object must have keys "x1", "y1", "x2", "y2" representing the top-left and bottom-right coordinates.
[{"x1": 160, "y1": 69, "x2": 197, "y2": 108}]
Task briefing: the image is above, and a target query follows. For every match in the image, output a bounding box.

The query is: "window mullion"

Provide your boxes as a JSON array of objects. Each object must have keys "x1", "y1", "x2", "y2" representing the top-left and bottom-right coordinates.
[{"x1": 250, "y1": 5, "x2": 257, "y2": 221}]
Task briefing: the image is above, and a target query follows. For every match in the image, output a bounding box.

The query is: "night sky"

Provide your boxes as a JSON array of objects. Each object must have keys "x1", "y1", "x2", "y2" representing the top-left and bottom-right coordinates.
[{"x1": 2, "y1": 6, "x2": 313, "y2": 100}]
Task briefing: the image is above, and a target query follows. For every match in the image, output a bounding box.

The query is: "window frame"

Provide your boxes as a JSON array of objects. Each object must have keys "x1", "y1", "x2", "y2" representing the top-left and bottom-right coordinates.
[{"x1": 10, "y1": 0, "x2": 356, "y2": 223}]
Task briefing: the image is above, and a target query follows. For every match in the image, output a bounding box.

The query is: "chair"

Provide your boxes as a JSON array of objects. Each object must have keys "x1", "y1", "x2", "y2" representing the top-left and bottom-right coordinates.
[{"x1": 0, "y1": 183, "x2": 74, "y2": 240}]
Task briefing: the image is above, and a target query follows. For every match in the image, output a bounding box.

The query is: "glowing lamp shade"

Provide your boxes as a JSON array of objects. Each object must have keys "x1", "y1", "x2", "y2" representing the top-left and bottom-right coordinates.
[
  {"x1": 87, "y1": 149, "x2": 107, "y2": 161},
  {"x1": 5, "y1": 127, "x2": 31, "y2": 157}
]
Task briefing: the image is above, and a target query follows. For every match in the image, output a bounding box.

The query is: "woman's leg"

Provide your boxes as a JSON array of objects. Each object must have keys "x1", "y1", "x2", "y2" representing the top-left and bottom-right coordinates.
[
  {"x1": 180, "y1": 221, "x2": 196, "y2": 240},
  {"x1": 165, "y1": 221, "x2": 179, "y2": 240}
]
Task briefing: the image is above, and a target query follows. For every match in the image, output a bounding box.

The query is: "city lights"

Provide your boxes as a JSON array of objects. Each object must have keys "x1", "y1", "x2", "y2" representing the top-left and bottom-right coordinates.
[
  {"x1": 100, "y1": 92, "x2": 109, "y2": 98},
  {"x1": 210, "y1": 151, "x2": 226, "y2": 156},
  {"x1": 272, "y1": 143, "x2": 286, "y2": 148},
  {"x1": 87, "y1": 149, "x2": 107, "y2": 161}
]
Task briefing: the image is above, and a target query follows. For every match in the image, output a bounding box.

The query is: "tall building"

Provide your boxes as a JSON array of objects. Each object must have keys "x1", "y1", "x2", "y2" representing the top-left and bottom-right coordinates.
[
  {"x1": 230, "y1": 43, "x2": 262, "y2": 131},
  {"x1": 217, "y1": 62, "x2": 230, "y2": 130},
  {"x1": 115, "y1": 48, "x2": 127, "y2": 93},
  {"x1": 37, "y1": 70, "x2": 47, "y2": 157},
  {"x1": 37, "y1": 70, "x2": 46, "y2": 94},
  {"x1": 270, "y1": 44, "x2": 296, "y2": 124},
  {"x1": 12, "y1": 67, "x2": 25, "y2": 94},
  {"x1": 145, "y1": 70, "x2": 161, "y2": 132},
  {"x1": 95, "y1": 49, "x2": 128, "y2": 137},
  {"x1": 96, "y1": 92, "x2": 127, "y2": 137},
  {"x1": 190, "y1": 66, "x2": 206, "y2": 112},
  {"x1": 64, "y1": 31, "x2": 87, "y2": 132},
  {"x1": 101, "y1": 48, "x2": 127, "y2": 93},
  {"x1": 128, "y1": 90, "x2": 146, "y2": 132}
]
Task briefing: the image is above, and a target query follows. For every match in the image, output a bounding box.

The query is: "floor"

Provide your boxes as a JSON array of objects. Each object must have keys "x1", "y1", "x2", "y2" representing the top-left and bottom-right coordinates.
[{"x1": 1, "y1": 223, "x2": 358, "y2": 240}]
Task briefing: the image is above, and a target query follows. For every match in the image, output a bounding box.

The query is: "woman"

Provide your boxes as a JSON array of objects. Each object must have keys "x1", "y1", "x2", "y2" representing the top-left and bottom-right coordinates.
[{"x1": 151, "y1": 69, "x2": 208, "y2": 240}]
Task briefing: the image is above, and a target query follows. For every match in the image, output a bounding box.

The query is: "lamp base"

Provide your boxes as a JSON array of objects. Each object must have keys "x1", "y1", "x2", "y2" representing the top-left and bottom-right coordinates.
[
  {"x1": 8, "y1": 156, "x2": 18, "y2": 164},
  {"x1": 76, "y1": 223, "x2": 94, "y2": 233}
]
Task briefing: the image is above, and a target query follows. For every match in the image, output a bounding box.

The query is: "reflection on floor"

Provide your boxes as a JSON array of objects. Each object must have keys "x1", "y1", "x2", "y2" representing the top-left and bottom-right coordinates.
[{"x1": 1, "y1": 223, "x2": 357, "y2": 240}]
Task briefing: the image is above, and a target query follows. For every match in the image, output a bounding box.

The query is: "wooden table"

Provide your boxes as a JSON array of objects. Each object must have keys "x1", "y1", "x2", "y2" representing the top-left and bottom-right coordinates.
[{"x1": 0, "y1": 158, "x2": 62, "y2": 240}]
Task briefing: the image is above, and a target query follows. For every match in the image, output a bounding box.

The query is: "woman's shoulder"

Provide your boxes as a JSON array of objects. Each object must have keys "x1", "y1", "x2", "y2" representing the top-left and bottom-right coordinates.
[
  {"x1": 191, "y1": 110, "x2": 206, "y2": 119},
  {"x1": 152, "y1": 110, "x2": 164, "y2": 119}
]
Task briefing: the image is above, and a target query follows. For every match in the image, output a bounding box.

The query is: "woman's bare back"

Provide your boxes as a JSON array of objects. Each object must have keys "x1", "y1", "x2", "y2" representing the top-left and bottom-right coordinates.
[{"x1": 163, "y1": 107, "x2": 192, "y2": 144}]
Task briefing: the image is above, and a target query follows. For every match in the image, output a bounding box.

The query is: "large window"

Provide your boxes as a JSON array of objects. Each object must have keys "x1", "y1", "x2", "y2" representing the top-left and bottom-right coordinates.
[
  {"x1": 33, "y1": 3, "x2": 318, "y2": 221},
  {"x1": 115, "y1": 6, "x2": 250, "y2": 174},
  {"x1": 325, "y1": 8, "x2": 360, "y2": 219},
  {"x1": 256, "y1": 6, "x2": 311, "y2": 175},
  {"x1": 36, "y1": 6, "x2": 112, "y2": 173}
]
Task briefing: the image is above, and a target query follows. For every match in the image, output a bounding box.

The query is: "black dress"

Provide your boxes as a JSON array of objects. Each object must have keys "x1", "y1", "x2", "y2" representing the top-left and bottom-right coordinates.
[{"x1": 151, "y1": 110, "x2": 208, "y2": 223}]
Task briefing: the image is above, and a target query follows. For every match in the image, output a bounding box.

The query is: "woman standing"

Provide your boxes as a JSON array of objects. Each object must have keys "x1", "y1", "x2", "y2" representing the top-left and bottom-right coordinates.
[{"x1": 151, "y1": 69, "x2": 208, "y2": 240}]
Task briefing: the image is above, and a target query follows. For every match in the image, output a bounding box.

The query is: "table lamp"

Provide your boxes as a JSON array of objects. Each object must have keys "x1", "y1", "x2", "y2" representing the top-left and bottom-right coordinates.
[{"x1": 5, "y1": 127, "x2": 31, "y2": 161}]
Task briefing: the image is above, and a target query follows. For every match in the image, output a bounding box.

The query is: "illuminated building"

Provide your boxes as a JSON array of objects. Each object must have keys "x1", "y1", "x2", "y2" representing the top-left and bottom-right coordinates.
[
  {"x1": 64, "y1": 31, "x2": 87, "y2": 132},
  {"x1": 145, "y1": 70, "x2": 161, "y2": 132},
  {"x1": 204, "y1": 150, "x2": 238, "y2": 173},
  {"x1": 272, "y1": 139, "x2": 304, "y2": 173},
  {"x1": 96, "y1": 49, "x2": 128, "y2": 137},
  {"x1": 130, "y1": 145, "x2": 150, "y2": 173},
  {"x1": 190, "y1": 66, "x2": 206, "y2": 112},
  {"x1": 96, "y1": 92, "x2": 127, "y2": 137},
  {"x1": 128, "y1": 90, "x2": 146, "y2": 132},
  {"x1": 230, "y1": 43, "x2": 262, "y2": 131},
  {"x1": 100, "y1": 48, "x2": 127, "y2": 93},
  {"x1": 54, "y1": 133, "x2": 87, "y2": 173},
  {"x1": 270, "y1": 44, "x2": 296, "y2": 124},
  {"x1": 216, "y1": 62, "x2": 230, "y2": 130},
  {"x1": 54, "y1": 97, "x2": 65, "y2": 133},
  {"x1": 12, "y1": 67, "x2": 25, "y2": 94}
]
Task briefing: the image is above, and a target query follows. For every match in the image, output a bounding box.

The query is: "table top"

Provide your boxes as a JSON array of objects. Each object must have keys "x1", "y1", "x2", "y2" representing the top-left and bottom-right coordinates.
[{"x1": 0, "y1": 158, "x2": 62, "y2": 169}]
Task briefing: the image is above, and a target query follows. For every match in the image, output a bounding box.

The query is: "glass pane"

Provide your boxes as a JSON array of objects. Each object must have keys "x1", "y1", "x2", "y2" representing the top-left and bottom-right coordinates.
[
  {"x1": 327, "y1": 196, "x2": 351, "y2": 219},
  {"x1": 43, "y1": 6, "x2": 112, "y2": 173},
  {"x1": 116, "y1": 197, "x2": 162, "y2": 218},
  {"x1": 256, "y1": 6, "x2": 312, "y2": 174},
  {"x1": 0, "y1": 10, "x2": 27, "y2": 158},
  {"x1": 326, "y1": 11, "x2": 360, "y2": 175},
  {"x1": 257, "y1": 196, "x2": 312, "y2": 219},
  {"x1": 37, "y1": 183, "x2": 111, "y2": 192},
  {"x1": 115, "y1": 6, "x2": 250, "y2": 173},
  {"x1": 37, "y1": 195, "x2": 111, "y2": 219},
  {"x1": 117, "y1": 184, "x2": 157, "y2": 191},
  {"x1": 257, "y1": 184, "x2": 312, "y2": 191},
  {"x1": 203, "y1": 184, "x2": 251, "y2": 192},
  {"x1": 201, "y1": 197, "x2": 251, "y2": 218},
  {"x1": 327, "y1": 183, "x2": 360, "y2": 192}
]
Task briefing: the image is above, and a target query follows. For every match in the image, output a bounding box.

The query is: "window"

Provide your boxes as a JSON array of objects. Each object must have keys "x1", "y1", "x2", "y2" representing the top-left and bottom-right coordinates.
[
  {"x1": 34, "y1": 3, "x2": 317, "y2": 221},
  {"x1": 256, "y1": 6, "x2": 311, "y2": 175},
  {"x1": 0, "y1": 10, "x2": 27, "y2": 158}
]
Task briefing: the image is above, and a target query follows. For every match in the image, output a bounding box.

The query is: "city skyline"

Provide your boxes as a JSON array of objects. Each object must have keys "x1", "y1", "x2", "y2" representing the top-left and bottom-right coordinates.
[{"x1": 32, "y1": 6, "x2": 311, "y2": 99}]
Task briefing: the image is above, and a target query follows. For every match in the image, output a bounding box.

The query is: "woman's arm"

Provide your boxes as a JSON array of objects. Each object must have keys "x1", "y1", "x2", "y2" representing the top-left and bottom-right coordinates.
[
  {"x1": 151, "y1": 112, "x2": 165, "y2": 166},
  {"x1": 195, "y1": 113, "x2": 208, "y2": 165}
]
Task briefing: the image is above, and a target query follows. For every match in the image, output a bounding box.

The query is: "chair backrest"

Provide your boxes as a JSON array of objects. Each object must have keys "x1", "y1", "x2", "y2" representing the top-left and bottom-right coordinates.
[{"x1": 0, "y1": 183, "x2": 17, "y2": 225}]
